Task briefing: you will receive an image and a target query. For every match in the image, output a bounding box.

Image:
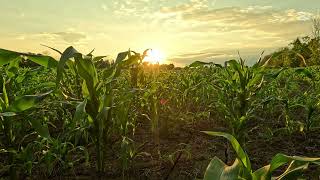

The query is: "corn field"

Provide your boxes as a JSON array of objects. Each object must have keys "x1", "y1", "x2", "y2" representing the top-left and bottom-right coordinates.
[{"x1": 0, "y1": 46, "x2": 320, "y2": 180}]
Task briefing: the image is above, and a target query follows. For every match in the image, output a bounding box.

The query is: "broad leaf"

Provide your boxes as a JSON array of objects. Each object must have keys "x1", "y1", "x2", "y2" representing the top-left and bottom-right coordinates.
[
  {"x1": 252, "y1": 165, "x2": 271, "y2": 180},
  {"x1": 276, "y1": 161, "x2": 309, "y2": 180},
  {"x1": 56, "y1": 46, "x2": 79, "y2": 86},
  {"x1": 30, "y1": 119, "x2": 50, "y2": 139},
  {"x1": 202, "y1": 131, "x2": 251, "y2": 171},
  {"x1": 7, "y1": 90, "x2": 52, "y2": 112},
  {"x1": 0, "y1": 48, "x2": 21, "y2": 66},
  {"x1": 189, "y1": 61, "x2": 212, "y2": 68},
  {"x1": 75, "y1": 56, "x2": 98, "y2": 98},
  {"x1": 204, "y1": 157, "x2": 242, "y2": 180},
  {"x1": 28, "y1": 55, "x2": 58, "y2": 68},
  {"x1": 116, "y1": 51, "x2": 129, "y2": 63},
  {"x1": 0, "y1": 48, "x2": 58, "y2": 68},
  {"x1": 269, "y1": 154, "x2": 320, "y2": 172},
  {"x1": 72, "y1": 99, "x2": 87, "y2": 128}
]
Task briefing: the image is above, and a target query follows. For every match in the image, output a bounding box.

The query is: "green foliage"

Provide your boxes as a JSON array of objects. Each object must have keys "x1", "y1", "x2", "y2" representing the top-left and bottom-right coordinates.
[
  {"x1": 263, "y1": 36, "x2": 320, "y2": 67},
  {"x1": 0, "y1": 48, "x2": 58, "y2": 68},
  {"x1": 203, "y1": 131, "x2": 320, "y2": 180},
  {"x1": 213, "y1": 57, "x2": 271, "y2": 143},
  {"x1": 1, "y1": 43, "x2": 320, "y2": 179}
]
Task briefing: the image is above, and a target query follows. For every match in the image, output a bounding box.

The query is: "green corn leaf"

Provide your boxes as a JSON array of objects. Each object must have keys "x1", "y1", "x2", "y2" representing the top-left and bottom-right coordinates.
[
  {"x1": 27, "y1": 55, "x2": 58, "y2": 68},
  {"x1": 204, "y1": 157, "x2": 242, "y2": 180},
  {"x1": 269, "y1": 154, "x2": 320, "y2": 172},
  {"x1": 41, "y1": 44, "x2": 62, "y2": 54},
  {"x1": 265, "y1": 68, "x2": 286, "y2": 79},
  {"x1": 295, "y1": 68, "x2": 313, "y2": 79},
  {"x1": 0, "y1": 97, "x2": 5, "y2": 112},
  {"x1": 93, "y1": 56, "x2": 106, "y2": 62},
  {"x1": 226, "y1": 60, "x2": 242, "y2": 73},
  {"x1": 2, "y1": 77, "x2": 9, "y2": 109},
  {"x1": 202, "y1": 131, "x2": 251, "y2": 171},
  {"x1": 247, "y1": 74, "x2": 263, "y2": 89},
  {"x1": 276, "y1": 161, "x2": 309, "y2": 180},
  {"x1": 0, "y1": 48, "x2": 58, "y2": 68},
  {"x1": 119, "y1": 54, "x2": 140, "y2": 68},
  {"x1": 116, "y1": 51, "x2": 129, "y2": 63},
  {"x1": 7, "y1": 90, "x2": 52, "y2": 112},
  {"x1": 87, "y1": 48, "x2": 95, "y2": 56},
  {"x1": 75, "y1": 56, "x2": 98, "y2": 98},
  {"x1": 29, "y1": 119, "x2": 50, "y2": 139},
  {"x1": 189, "y1": 61, "x2": 213, "y2": 68},
  {"x1": 0, "y1": 112, "x2": 17, "y2": 117},
  {"x1": 56, "y1": 46, "x2": 79, "y2": 86},
  {"x1": 72, "y1": 99, "x2": 87, "y2": 128},
  {"x1": 6, "y1": 57, "x2": 21, "y2": 78},
  {"x1": 252, "y1": 165, "x2": 271, "y2": 180},
  {"x1": 251, "y1": 154, "x2": 320, "y2": 179},
  {"x1": 0, "y1": 48, "x2": 21, "y2": 66}
]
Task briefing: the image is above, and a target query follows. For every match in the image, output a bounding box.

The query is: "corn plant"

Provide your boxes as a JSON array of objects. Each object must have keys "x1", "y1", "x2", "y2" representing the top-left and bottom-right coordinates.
[
  {"x1": 0, "y1": 49, "x2": 57, "y2": 178},
  {"x1": 0, "y1": 48, "x2": 58, "y2": 69},
  {"x1": 142, "y1": 74, "x2": 165, "y2": 146},
  {"x1": 51, "y1": 46, "x2": 145, "y2": 173},
  {"x1": 213, "y1": 55, "x2": 273, "y2": 144},
  {"x1": 265, "y1": 68, "x2": 320, "y2": 135},
  {"x1": 202, "y1": 131, "x2": 320, "y2": 180}
]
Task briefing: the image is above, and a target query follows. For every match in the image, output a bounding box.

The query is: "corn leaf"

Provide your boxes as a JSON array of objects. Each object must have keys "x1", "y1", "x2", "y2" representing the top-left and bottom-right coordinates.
[
  {"x1": 56, "y1": 46, "x2": 79, "y2": 86},
  {"x1": 0, "y1": 112, "x2": 17, "y2": 117},
  {"x1": 72, "y1": 99, "x2": 87, "y2": 128},
  {"x1": 204, "y1": 157, "x2": 242, "y2": 180},
  {"x1": 7, "y1": 90, "x2": 52, "y2": 112},
  {"x1": 29, "y1": 119, "x2": 50, "y2": 139},
  {"x1": 269, "y1": 154, "x2": 320, "y2": 172},
  {"x1": 27, "y1": 55, "x2": 58, "y2": 68},
  {"x1": 189, "y1": 61, "x2": 212, "y2": 68},
  {"x1": 116, "y1": 51, "x2": 129, "y2": 63},
  {"x1": 0, "y1": 48, "x2": 21, "y2": 66},
  {"x1": 276, "y1": 161, "x2": 309, "y2": 180},
  {"x1": 0, "y1": 48, "x2": 58, "y2": 68},
  {"x1": 75, "y1": 56, "x2": 98, "y2": 98},
  {"x1": 202, "y1": 131, "x2": 251, "y2": 171}
]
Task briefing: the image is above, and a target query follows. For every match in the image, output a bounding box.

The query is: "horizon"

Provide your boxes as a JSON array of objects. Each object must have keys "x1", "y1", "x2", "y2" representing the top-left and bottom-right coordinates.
[{"x1": 0, "y1": 0, "x2": 319, "y2": 66}]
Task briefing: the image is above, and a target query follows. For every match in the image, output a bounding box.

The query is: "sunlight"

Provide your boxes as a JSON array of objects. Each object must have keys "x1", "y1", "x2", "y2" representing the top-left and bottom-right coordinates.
[{"x1": 144, "y1": 49, "x2": 166, "y2": 64}]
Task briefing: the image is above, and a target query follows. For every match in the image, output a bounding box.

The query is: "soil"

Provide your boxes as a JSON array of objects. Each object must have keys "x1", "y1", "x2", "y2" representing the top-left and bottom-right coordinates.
[{"x1": 46, "y1": 115, "x2": 320, "y2": 180}]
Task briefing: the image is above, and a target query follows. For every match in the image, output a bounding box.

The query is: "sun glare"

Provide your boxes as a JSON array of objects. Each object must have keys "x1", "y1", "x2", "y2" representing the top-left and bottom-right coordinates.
[{"x1": 144, "y1": 49, "x2": 166, "y2": 64}]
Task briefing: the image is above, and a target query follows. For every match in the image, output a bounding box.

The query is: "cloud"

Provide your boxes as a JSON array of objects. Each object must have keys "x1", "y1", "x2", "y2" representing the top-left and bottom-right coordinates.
[
  {"x1": 13, "y1": 31, "x2": 88, "y2": 47},
  {"x1": 112, "y1": 0, "x2": 153, "y2": 17},
  {"x1": 53, "y1": 32, "x2": 86, "y2": 43},
  {"x1": 160, "y1": 5, "x2": 313, "y2": 37},
  {"x1": 101, "y1": 4, "x2": 107, "y2": 11},
  {"x1": 154, "y1": 3, "x2": 316, "y2": 65},
  {"x1": 160, "y1": 0, "x2": 208, "y2": 14},
  {"x1": 170, "y1": 51, "x2": 230, "y2": 64}
]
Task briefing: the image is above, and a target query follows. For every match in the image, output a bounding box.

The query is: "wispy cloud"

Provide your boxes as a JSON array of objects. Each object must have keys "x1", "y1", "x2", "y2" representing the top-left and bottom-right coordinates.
[
  {"x1": 101, "y1": 4, "x2": 107, "y2": 11},
  {"x1": 153, "y1": 2, "x2": 316, "y2": 65}
]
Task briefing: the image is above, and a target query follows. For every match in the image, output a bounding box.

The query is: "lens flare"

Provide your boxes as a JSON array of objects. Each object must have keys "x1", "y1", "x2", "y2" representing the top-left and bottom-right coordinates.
[{"x1": 144, "y1": 49, "x2": 166, "y2": 64}]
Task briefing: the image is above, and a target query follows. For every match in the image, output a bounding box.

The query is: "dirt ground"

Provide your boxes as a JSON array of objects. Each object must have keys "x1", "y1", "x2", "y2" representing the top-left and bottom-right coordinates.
[{"x1": 47, "y1": 116, "x2": 320, "y2": 180}]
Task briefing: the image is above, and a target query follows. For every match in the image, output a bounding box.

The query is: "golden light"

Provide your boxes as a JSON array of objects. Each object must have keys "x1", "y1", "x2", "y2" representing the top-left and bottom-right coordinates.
[{"x1": 144, "y1": 49, "x2": 166, "y2": 64}]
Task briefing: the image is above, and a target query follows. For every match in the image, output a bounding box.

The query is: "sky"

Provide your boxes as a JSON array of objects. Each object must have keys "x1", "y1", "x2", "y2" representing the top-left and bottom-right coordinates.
[{"x1": 0, "y1": 0, "x2": 319, "y2": 66}]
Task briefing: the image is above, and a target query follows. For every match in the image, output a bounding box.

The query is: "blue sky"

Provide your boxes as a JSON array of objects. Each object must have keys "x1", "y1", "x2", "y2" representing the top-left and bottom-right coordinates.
[{"x1": 0, "y1": 0, "x2": 319, "y2": 66}]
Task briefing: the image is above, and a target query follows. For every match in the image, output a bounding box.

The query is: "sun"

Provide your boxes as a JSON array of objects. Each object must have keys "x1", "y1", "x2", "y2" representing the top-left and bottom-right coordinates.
[{"x1": 144, "y1": 49, "x2": 166, "y2": 64}]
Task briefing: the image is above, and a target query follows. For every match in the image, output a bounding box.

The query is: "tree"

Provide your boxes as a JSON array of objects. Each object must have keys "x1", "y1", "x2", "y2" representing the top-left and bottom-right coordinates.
[{"x1": 312, "y1": 12, "x2": 320, "y2": 40}]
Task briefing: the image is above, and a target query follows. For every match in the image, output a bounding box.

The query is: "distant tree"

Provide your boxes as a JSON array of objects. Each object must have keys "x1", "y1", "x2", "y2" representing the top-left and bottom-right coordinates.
[
  {"x1": 312, "y1": 13, "x2": 320, "y2": 40},
  {"x1": 160, "y1": 63, "x2": 175, "y2": 70}
]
